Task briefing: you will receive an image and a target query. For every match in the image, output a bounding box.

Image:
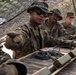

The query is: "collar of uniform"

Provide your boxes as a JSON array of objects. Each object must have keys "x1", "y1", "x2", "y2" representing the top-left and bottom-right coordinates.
[{"x1": 45, "y1": 20, "x2": 58, "y2": 30}]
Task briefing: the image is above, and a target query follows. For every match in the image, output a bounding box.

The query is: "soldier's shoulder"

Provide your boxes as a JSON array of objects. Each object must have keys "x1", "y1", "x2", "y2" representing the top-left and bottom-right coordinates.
[
  {"x1": 40, "y1": 22, "x2": 46, "y2": 27},
  {"x1": 71, "y1": 24, "x2": 76, "y2": 30},
  {"x1": 57, "y1": 22, "x2": 64, "y2": 28},
  {"x1": 58, "y1": 21, "x2": 65, "y2": 25},
  {"x1": 18, "y1": 21, "x2": 30, "y2": 29}
]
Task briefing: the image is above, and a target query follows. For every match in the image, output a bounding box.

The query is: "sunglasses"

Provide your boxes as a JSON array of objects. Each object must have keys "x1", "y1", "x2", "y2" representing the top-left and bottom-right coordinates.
[{"x1": 34, "y1": 9, "x2": 48, "y2": 17}]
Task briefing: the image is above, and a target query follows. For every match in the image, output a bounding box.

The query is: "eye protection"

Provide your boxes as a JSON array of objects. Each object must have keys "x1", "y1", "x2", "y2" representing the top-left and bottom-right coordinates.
[{"x1": 34, "y1": 9, "x2": 48, "y2": 17}]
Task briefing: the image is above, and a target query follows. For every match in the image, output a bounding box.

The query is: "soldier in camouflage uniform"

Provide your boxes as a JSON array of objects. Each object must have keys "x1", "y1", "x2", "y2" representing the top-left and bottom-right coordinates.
[
  {"x1": 61, "y1": 12, "x2": 76, "y2": 40},
  {"x1": 4, "y1": 1, "x2": 76, "y2": 59},
  {"x1": 40, "y1": 9, "x2": 67, "y2": 40}
]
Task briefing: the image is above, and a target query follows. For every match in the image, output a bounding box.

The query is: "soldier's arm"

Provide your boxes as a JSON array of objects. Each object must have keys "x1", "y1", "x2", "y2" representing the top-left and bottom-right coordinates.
[
  {"x1": 44, "y1": 32, "x2": 76, "y2": 48},
  {"x1": 68, "y1": 34, "x2": 76, "y2": 39},
  {"x1": 68, "y1": 25, "x2": 76, "y2": 39},
  {"x1": 58, "y1": 23, "x2": 68, "y2": 39},
  {"x1": 4, "y1": 24, "x2": 30, "y2": 51}
]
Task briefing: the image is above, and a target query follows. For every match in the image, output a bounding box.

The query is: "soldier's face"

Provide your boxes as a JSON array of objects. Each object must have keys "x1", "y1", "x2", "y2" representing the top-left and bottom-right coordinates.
[
  {"x1": 48, "y1": 12, "x2": 60, "y2": 23},
  {"x1": 29, "y1": 9, "x2": 48, "y2": 25},
  {"x1": 65, "y1": 17, "x2": 74, "y2": 24}
]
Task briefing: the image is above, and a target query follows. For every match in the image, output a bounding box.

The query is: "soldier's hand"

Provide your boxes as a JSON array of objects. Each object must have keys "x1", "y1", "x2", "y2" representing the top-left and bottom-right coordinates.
[
  {"x1": 5, "y1": 32, "x2": 25, "y2": 50},
  {"x1": 13, "y1": 34, "x2": 25, "y2": 46},
  {"x1": 7, "y1": 32, "x2": 19, "y2": 38},
  {"x1": 72, "y1": 41, "x2": 76, "y2": 47},
  {"x1": 69, "y1": 35, "x2": 76, "y2": 39}
]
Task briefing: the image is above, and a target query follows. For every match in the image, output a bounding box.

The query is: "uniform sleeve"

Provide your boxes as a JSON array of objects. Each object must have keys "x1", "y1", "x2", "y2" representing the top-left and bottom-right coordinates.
[
  {"x1": 44, "y1": 31, "x2": 74, "y2": 48},
  {"x1": 5, "y1": 24, "x2": 30, "y2": 50},
  {"x1": 58, "y1": 23, "x2": 68, "y2": 39},
  {"x1": 15, "y1": 25, "x2": 31, "y2": 46},
  {"x1": 15, "y1": 25, "x2": 30, "y2": 40}
]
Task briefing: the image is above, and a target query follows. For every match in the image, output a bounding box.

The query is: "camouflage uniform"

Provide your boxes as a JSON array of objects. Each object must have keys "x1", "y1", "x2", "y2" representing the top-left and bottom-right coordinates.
[
  {"x1": 40, "y1": 20, "x2": 67, "y2": 39},
  {"x1": 62, "y1": 22, "x2": 76, "y2": 35},
  {"x1": 5, "y1": 21, "x2": 75, "y2": 58},
  {"x1": 40, "y1": 9, "x2": 67, "y2": 40},
  {"x1": 62, "y1": 22, "x2": 76, "y2": 40},
  {"x1": 61, "y1": 12, "x2": 76, "y2": 40}
]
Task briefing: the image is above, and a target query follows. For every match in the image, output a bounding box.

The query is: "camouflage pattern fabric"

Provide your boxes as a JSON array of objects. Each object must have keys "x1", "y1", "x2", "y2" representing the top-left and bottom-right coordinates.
[
  {"x1": 62, "y1": 22, "x2": 76, "y2": 40},
  {"x1": 11, "y1": 22, "x2": 45, "y2": 58},
  {"x1": 62, "y1": 22, "x2": 76, "y2": 35},
  {"x1": 40, "y1": 21, "x2": 67, "y2": 40},
  {"x1": 5, "y1": 21, "x2": 74, "y2": 59}
]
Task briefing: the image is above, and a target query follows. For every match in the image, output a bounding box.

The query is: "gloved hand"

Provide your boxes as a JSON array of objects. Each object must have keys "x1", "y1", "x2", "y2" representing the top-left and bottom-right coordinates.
[{"x1": 4, "y1": 32, "x2": 25, "y2": 50}]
